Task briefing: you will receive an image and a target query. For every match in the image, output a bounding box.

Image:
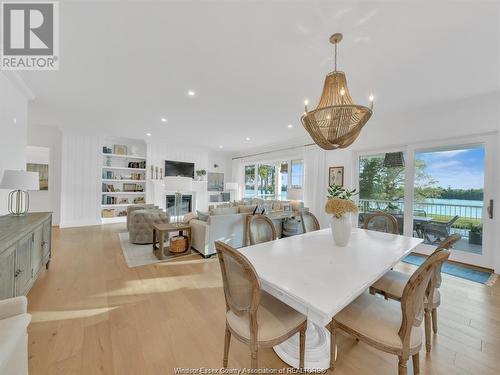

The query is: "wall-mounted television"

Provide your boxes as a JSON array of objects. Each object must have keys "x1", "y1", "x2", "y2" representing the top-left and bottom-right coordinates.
[{"x1": 164, "y1": 160, "x2": 195, "y2": 178}]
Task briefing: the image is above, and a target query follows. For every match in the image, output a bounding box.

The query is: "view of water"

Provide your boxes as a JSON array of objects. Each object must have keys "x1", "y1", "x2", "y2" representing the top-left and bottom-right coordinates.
[{"x1": 415, "y1": 198, "x2": 483, "y2": 219}]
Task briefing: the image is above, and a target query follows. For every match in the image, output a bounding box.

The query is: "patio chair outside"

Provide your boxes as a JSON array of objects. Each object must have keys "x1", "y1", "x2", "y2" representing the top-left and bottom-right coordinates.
[{"x1": 422, "y1": 215, "x2": 460, "y2": 244}]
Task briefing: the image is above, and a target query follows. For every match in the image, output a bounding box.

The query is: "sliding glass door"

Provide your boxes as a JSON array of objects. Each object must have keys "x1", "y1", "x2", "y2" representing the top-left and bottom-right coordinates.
[
  {"x1": 410, "y1": 143, "x2": 492, "y2": 267},
  {"x1": 357, "y1": 151, "x2": 406, "y2": 234},
  {"x1": 355, "y1": 135, "x2": 495, "y2": 268}
]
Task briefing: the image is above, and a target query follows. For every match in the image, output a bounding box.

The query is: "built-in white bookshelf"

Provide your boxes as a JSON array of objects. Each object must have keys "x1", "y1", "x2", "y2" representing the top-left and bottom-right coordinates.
[{"x1": 101, "y1": 138, "x2": 147, "y2": 224}]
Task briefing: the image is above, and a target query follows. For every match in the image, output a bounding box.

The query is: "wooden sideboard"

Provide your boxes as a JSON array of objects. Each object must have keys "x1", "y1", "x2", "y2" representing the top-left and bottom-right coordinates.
[{"x1": 0, "y1": 212, "x2": 52, "y2": 300}]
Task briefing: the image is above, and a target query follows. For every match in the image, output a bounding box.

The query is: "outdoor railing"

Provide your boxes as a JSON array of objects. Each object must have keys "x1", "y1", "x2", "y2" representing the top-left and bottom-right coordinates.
[{"x1": 358, "y1": 198, "x2": 483, "y2": 237}]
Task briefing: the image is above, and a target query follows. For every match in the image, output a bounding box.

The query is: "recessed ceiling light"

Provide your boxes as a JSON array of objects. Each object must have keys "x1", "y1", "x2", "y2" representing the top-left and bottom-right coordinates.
[
  {"x1": 187, "y1": 90, "x2": 196, "y2": 96},
  {"x1": 287, "y1": 124, "x2": 293, "y2": 128},
  {"x1": 245, "y1": 137, "x2": 251, "y2": 141},
  {"x1": 218, "y1": 145, "x2": 223, "y2": 149},
  {"x1": 146, "y1": 133, "x2": 152, "y2": 137},
  {"x1": 161, "y1": 117, "x2": 167, "y2": 123},
  {"x1": 13, "y1": 117, "x2": 17, "y2": 124}
]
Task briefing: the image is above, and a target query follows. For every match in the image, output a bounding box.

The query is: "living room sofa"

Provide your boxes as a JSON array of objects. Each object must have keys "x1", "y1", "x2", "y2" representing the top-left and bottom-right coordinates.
[{"x1": 190, "y1": 199, "x2": 305, "y2": 257}]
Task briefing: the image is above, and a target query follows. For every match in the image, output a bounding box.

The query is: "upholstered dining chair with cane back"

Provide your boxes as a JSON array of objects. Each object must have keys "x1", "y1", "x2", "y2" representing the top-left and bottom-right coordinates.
[
  {"x1": 369, "y1": 234, "x2": 460, "y2": 352},
  {"x1": 300, "y1": 211, "x2": 321, "y2": 233},
  {"x1": 364, "y1": 211, "x2": 398, "y2": 234},
  {"x1": 247, "y1": 215, "x2": 277, "y2": 245},
  {"x1": 215, "y1": 241, "x2": 307, "y2": 369},
  {"x1": 329, "y1": 248, "x2": 449, "y2": 375}
]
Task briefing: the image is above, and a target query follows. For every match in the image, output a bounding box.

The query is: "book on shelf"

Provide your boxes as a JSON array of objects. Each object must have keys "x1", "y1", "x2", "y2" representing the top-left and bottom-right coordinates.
[{"x1": 102, "y1": 196, "x2": 130, "y2": 205}]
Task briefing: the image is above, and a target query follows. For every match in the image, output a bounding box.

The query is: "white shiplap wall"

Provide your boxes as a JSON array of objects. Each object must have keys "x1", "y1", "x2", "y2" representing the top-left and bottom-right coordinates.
[{"x1": 60, "y1": 133, "x2": 101, "y2": 227}]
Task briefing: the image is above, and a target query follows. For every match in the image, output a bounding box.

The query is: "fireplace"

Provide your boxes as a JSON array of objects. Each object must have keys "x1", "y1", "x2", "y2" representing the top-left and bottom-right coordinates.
[{"x1": 166, "y1": 194, "x2": 192, "y2": 216}]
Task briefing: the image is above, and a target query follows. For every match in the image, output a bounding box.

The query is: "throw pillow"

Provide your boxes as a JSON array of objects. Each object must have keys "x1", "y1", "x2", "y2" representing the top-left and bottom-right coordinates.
[
  {"x1": 238, "y1": 205, "x2": 257, "y2": 214},
  {"x1": 183, "y1": 212, "x2": 198, "y2": 223},
  {"x1": 196, "y1": 210, "x2": 209, "y2": 222},
  {"x1": 211, "y1": 206, "x2": 239, "y2": 216}
]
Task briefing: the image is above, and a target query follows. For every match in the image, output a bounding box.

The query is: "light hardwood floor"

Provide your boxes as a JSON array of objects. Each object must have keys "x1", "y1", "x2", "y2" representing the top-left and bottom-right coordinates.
[{"x1": 27, "y1": 224, "x2": 500, "y2": 374}]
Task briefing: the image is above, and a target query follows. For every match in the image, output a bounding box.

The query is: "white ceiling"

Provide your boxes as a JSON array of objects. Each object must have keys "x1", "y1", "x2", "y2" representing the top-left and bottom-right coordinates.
[{"x1": 25, "y1": 0, "x2": 500, "y2": 152}]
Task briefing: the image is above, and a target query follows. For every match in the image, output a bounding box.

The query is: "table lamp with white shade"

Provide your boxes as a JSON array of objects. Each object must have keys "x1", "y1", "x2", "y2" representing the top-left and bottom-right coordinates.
[
  {"x1": 0, "y1": 170, "x2": 39, "y2": 215},
  {"x1": 225, "y1": 182, "x2": 239, "y2": 202},
  {"x1": 164, "y1": 176, "x2": 193, "y2": 226}
]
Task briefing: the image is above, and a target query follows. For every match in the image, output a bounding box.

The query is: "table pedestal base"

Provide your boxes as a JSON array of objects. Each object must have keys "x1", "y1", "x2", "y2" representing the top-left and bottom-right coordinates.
[{"x1": 273, "y1": 322, "x2": 331, "y2": 370}]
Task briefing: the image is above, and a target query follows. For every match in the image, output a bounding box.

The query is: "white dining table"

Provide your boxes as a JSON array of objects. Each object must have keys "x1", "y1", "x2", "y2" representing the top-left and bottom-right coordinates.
[{"x1": 238, "y1": 227, "x2": 423, "y2": 369}]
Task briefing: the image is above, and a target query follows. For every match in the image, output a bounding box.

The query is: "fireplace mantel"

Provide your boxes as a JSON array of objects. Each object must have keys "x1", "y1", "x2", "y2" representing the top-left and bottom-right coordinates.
[{"x1": 147, "y1": 179, "x2": 208, "y2": 212}]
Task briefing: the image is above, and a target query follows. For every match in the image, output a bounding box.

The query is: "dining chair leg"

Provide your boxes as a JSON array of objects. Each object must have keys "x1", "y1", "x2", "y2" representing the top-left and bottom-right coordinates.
[
  {"x1": 424, "y1": 309, "x2": 432, "y2": 353},
  {"x1": 299, "y1": 326, "x2": 306, "y2": 369},
  {"x1": 431, "y1": 308, "x2": 438, "y2": 334},
  {"x1": 223, "y1": 325, "x2": 231, "y2": 368},
  {"x1": 398, "y1": 356, "x2": 408, "y2": 375},
  {"x1": 412, "y1": 353, "x2": 420, "y2": 374},
  {"x1": 329, "y1": 322, "x2": 337, "y2": 370}
]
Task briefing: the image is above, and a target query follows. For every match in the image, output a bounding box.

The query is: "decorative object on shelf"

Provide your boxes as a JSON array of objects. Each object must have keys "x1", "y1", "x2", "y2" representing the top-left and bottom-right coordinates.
[
  {"x1": 164, "y1": 176, "x2": 193, "y2": 226},
  {"x1": 325, "y1": 185, "x2": 358, "y2": 246},
  {"x1": 102, "y1": 209, "x2": 116, "y2": 218},
  {"x1": 133, "y1": 196, "x2": 145, "y2": 204},
  {"x1": 118, "y1": 198, "x2": 129, "y2": 204},
  {"x1": 329, "y1": 166, "x2": 344, "y2": 187},
  {"x1": 123, "y1": 183, "x2": 137, "y2": 192},
  {"x1": 113, "y1": 144, "x2": 128, "y2": 155},
  {"x1": 207, "y1": 172, "x2": 224, "y2": 191},
  {"x1": 103, "y1": 146, "x2": 112, "y2": 154},
  {"x1": 0, "y1": 170, "x2": 39, "y2": 215},
  {"x1": 150, "y1": 165, "x2": 154, "y2": 179},
  {"x1": 301, "y1": 33, "x2": 374, "y2": 150},
  {"x1": 105, "y1": 156, "x2": 112, "y2": 166},
  {"x1": 195, "y1": 169, "x2": 207, "y2": 181},
  {"x1": 155, "y1": 166, "x2": 159, "y2": 179},
  {"x1": 131, "y1": 172, "x2": 143, "y2": 180},
  {"x1": 128, "y1": 161, "x2": 146, "y2": 169}
]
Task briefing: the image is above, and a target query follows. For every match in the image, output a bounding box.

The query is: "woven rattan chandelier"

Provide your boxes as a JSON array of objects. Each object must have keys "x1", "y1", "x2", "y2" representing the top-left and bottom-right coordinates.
[{"x1": 301, "y1": 33, "x2": 374, "y2": 150}]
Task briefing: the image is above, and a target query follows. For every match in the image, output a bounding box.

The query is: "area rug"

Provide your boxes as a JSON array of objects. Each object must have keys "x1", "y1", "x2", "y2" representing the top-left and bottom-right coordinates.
[
  {"x1": 403, "y1": 254, "x2": 498, "y2": 286},
  {"x1": 118, "y1": 232, "x2": 194, "y2": 268}
]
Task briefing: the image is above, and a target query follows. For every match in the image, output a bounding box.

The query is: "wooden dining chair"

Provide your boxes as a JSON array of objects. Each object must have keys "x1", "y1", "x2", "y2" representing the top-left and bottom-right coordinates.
[
  {"x1": 364, "y1": 212, "x2": 398, "y2": 234},
  {"x1": 247, "y1": 215, "x2": 277, "y2": 245},
  {"x1": 369, "y1": 234, "x2": 460, "y2": 352},
  {"x1": 215, "y1": 241, "x2": 307, "y2": 369},
  {"x1": 329, "y1": 248, "x2": 450, "y2": 375},
  {"x1": 300, "y1": 211, "x2": 320, "y2": 233}
]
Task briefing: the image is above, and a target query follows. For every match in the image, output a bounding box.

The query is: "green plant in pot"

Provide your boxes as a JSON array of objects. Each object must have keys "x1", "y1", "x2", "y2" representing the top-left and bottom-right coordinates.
[
  {"x1": 468, "y1": 223, "x2": 482, "y2": 245},
  {"x1": 195, "y1": 169, "x2": 206, "y2": 181}
]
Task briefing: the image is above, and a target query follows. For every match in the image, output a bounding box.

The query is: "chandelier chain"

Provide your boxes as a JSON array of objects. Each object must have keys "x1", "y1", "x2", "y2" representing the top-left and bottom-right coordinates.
[{"x1": 334, "y1": 43, "x2": 337, "y2": 71}]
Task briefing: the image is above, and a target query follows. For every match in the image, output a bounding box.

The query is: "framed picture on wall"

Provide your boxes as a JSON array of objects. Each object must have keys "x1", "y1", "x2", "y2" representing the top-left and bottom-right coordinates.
[
  {"x1": 329, "y1": 166, "x2": 344, "y2": 187},
  {"x1": 207, "y1": 172, "x2": 224, "y2": 191},
  {"x1": 27, "y1": 163, "x2": 49, "y2": 190}
]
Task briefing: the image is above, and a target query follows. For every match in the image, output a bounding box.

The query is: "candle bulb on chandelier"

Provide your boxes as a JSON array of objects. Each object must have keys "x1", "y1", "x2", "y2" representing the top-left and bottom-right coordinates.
[
  {"x1": 369, "y1": 94, "x2": 374, "y2": 110},
  {"x1": 304, "y1": 98, "x2": 309, "y2": 112}
]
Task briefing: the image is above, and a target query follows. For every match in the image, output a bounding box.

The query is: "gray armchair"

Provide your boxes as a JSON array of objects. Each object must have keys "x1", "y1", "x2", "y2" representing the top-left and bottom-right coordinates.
[
  {"x1": 422, "y1": 215, "x2": 459, "y2": 244},
  {"x1": 128, "y1": 209, "x2": 170, "y2": 244},
  {"x1": 126, "y1": 204, "x2": 157, "y2": 230}
]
